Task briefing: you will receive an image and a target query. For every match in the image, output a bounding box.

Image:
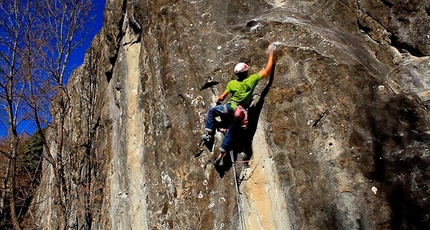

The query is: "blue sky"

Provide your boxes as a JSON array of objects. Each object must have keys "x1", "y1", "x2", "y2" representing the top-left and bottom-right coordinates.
[{"x1": 67, "y1": 0, "x2": 106, "y2": 77}]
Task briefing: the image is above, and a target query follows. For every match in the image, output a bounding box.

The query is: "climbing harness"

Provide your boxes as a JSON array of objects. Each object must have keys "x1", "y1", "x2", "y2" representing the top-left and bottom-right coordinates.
[{"x1": 233, "y1": 105, "x2": 249, "y2": 129}]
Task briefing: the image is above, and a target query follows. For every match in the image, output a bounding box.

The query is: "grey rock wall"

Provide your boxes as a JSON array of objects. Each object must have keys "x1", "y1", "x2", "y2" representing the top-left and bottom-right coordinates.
[{"x1": 30, "y1": 0, "x2": 430, "y2": 229}]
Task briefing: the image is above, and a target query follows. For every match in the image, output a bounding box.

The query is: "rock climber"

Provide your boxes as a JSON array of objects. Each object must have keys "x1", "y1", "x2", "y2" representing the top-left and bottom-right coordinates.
[{"x1": 202, "y1": 43, "x2": 276, "y2": 165}]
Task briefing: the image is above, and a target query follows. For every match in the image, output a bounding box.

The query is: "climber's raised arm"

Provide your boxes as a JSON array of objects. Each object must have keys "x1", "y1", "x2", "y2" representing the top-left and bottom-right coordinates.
[{"x1": 258, "y1": 44, "x2": 275, "y2": 79}]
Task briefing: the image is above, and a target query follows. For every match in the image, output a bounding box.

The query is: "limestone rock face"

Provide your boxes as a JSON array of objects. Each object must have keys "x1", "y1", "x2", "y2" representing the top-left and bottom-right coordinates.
[{"x1": 30, "y1": 0, "x2": 430, "y2": 229}]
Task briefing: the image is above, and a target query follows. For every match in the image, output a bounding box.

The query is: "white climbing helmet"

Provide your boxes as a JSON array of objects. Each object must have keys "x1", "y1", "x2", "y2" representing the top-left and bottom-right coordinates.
[{"x1": 234, "y1": 62, "x2": 249, "y2": 73}]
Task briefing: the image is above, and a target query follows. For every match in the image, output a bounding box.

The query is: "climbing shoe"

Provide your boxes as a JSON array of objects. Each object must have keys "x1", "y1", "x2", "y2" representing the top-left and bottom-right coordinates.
[
  {"x1": 202, "y1": 131, "x2": 214, "y2": 142},
  {"x1": 214, "y1": 152, "x2": 226, "y2": 166}
]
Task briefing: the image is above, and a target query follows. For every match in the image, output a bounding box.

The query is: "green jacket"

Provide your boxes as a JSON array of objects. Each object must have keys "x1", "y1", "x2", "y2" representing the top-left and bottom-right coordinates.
[{"x1": 226, "y1": 73, "x2": 261, "y2": 109}]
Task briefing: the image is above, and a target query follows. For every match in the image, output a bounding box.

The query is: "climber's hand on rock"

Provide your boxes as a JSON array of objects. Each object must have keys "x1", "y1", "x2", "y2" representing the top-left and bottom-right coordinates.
[{"x1": 267, "y1": 43, "x2": 276, "y2": 54}]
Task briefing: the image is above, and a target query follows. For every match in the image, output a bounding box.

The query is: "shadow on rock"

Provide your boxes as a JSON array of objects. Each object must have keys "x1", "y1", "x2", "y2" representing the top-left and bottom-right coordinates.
[{"x1": 360, "y1": 94, "x2": 430, "y2": 229}]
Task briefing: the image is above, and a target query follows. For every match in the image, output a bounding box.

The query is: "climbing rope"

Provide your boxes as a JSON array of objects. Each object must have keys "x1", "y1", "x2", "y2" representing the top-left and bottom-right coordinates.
[{"x1": 230, "y1": 150, "x2": 246, "y2": 230}]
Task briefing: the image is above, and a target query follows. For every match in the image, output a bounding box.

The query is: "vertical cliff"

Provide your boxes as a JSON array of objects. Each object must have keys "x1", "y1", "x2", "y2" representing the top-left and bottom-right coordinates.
[{"x1": 29, "y1": 0, "x2": 430, "y2": 229}]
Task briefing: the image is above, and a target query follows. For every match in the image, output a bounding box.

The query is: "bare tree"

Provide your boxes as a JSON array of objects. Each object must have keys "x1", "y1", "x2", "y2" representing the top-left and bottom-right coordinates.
[
  {"x1": 34, "y1": 0, "x2": 93, "y2": 228},
  {"x1": 29, "y1": 0, "x2": 96, "y2": 228},
  {"x1": 0, "y1": 0, "x2": 95, "y2": 228},
  {"x1": 0, "y1": 0, "x2": 43, "y2": 229}
]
